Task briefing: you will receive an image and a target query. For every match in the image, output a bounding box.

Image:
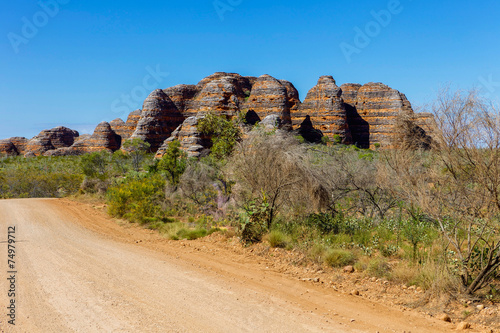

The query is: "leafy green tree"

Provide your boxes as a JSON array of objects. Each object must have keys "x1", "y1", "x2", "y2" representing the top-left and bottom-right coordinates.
[
  {"x1": 158, "y1": 140, "x2": 187, "y2": 187},
  {"x1": 198, "y1": 113, "x2": 241, "y2": 160},
  {"x1": 111, "y1": 149, "x2": 130, "y2": 174},
  {"x1": 402, "y1": 208, "x2": 431, "y2": 261},
  {"x1": 80, "y1": 151, "x2": 109, "y2": 180},
  {"x1": 123, "y1": 138, "x2": 151, "y2": 172}
]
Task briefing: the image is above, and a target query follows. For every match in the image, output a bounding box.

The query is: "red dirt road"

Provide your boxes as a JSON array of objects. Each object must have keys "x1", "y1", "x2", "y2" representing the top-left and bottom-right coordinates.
[{"x1": 0, "y1": 199, "x2": 463, "y2": 332}]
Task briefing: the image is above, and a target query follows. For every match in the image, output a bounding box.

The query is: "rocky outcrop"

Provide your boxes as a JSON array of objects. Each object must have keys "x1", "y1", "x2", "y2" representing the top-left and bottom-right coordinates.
[
  {"x1": 131, "y1": 90, "x2": 185, "y2": 151},
  {"x1": 3, "y1": 72, "x2": 434, "y2": 157},
  {"x1": 0, "y1": 137, "x2": 28, "y2": 156},
  {"x1": 296, "y1": 76, "x2": 351, "y2": 144},
  {"x1": 186, "y1": 75, "x2": 246, "y2": 117},
  {"x1": 74, "y1": 122, "x2": 120, "y2": 152},
  {"x1": 47, "y1": 122, "x2": 120, "y2": 156},
  {"x1": 155, "y1": 116, "x2": 211, "y2": 159},
  {"x1": 295, "y1": 115, "x2": 324, "y2": 144},
  {"x1": 10, "y1": 137, "x2": 28, "y2": 155},
  {"x1": 25, "y1": 126, "x2": 79, "y2": 156},
  {"x1": 163, "y1": 85, "x2": 198, "y2": 113},
  {"x1": 280, "y1": 80, "x2": 301, "y2": 112},
  {"x1": 244, "y1": 75, "x2": 293, "y2": 125},
  {"x1": 0, "y1": 140, "x2": 18, "y2": 156},
  {"x1": 110, "y1": 118, "x2": 127, "y2": 139},
  {"x1": 109, "y1": 109, "x2": 142, "y2": 142},
  {"x1": 341, "y1": 82, "x2": 415, "y2": 149}
]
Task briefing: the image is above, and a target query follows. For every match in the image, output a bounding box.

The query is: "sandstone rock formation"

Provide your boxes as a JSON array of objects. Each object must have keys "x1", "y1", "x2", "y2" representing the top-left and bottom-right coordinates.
[
  {"x1": 72, "y1": 121, "x2": 120, "y2": 153},
  {"x1": 244, "y1": 75, "x2": 293, "y2": 125},
  {"x1": 0, "y1": 137, "x2": 28, "y2": 156},
  {"x1": 341, "y1": 82, "x2": 415, "y2": 149},
  {"x1": 296, "y1": 76, "x2": 351, "y2": 144},
  {"x1": 155, "y1": 116, "x2": 211, "y2": 159},
  {"x1": 46, "y1": 122, "x2": 120, "y2": 156},
  {"x1": 3, "y1": 72, "x2": 434, "y2": 157},
  {"x1": 131, "y1": 89, "x2": 185, "y2": 151},
  {"x1": 0, "y1": 140, "x2": 18, "y2": 156},
  {"x1": 25, "y1": 126, "x2": 79, "y2": 156},
  {"x1": 163, "y1": 85, "x2": 198, "y2": 113}
]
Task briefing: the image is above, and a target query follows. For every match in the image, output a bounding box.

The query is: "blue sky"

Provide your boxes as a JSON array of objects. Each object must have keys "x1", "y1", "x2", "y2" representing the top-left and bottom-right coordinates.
[{"x1": 1, "y1": 0, "x2": 500, "y2": 139}]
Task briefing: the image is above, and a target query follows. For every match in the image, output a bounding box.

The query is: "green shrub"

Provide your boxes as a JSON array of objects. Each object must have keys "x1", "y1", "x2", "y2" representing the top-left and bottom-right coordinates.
[
  {"x1": 380, "y1": 244, "x2": 400, "y2": 257},
  {"x1": 324, "y1": 248, "x2": 356, "y2": 267},
  {"x1": 367, "y1": 257, "x2": 391, "y2": 278},
  {"x1": 239, "y1": 212, "x2": 266, "y2": 244},
  {"x1": 0, "y1": 156, "x2": 83, "y2": 198},
  {"x1": 107, "y1": 174, "x2": 167, "y2": 224},
  {"x1": 267, "y1": 230, "x2": 290, "y2": 248},
  {"x1": 198, "y1": 113, "x2": 241, "y2": 159},
  {"x1": 308, "y1": 243, "x2": 327, "y2": 263},
  {"x1": 176, "y1": 228, "x2": 208, "y2": 240},
  {"x1": 80, "y1": 151, "x2": 109, "y2": 180},
  {"x1": 157, "y1": 140, "x2": 187, "y2": 187},
  {"x1": 305, "y1": 213, "x2": 342, "y2": 234},
  {"x1": 171, "y1": 227, "x2": 219, "y2": 240}
]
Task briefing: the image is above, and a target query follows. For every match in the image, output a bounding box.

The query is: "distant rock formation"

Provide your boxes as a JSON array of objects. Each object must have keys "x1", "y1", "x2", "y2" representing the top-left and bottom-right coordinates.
[
  {"x1": 3, "y1": 72, "x2": 434, "y2": 157},
  {"x1": 24, "y1": 127, "x2": 79, "y2": 156},
  {"x1": 155, "y1": 116, "x2": 211, "y2": 159},
  {"x1": 45, "y1": 122, "x2": 120, "y2": 156},
  {"x1": 295, "y1": 76, "x2": 351, "y2": 143},
  {"x1": 0, "y1": 140, "x2": 18, "y2": 156},
  {"x1": 244, "y1": 75, "x2": 293, "y2": 125},
  {"x1": 130, "y1": 89, "x2": 185, "y2": 151},
  {"x1": 341, "y1": 82, "x2": 416, "y2": 149},
  {"x1": 0, "y1": 137, "x2": 28, "y2": 156}
]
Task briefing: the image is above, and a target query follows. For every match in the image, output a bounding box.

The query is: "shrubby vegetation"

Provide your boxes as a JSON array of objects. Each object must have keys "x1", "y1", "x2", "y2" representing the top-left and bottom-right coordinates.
[
  {"x1": 2, "y1": 90, "x2": 499, "y2": 301},
  {"x1": 0, "y1": 156, "x2": 83, "y2": 198}
]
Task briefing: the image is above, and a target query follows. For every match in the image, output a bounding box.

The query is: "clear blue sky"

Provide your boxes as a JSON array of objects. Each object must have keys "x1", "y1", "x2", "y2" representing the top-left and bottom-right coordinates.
[{"x1": 1, "y1": 0, "x2": 500, "y2": 139}]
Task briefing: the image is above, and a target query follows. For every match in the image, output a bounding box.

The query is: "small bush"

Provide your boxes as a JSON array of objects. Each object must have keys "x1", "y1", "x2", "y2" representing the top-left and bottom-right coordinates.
[
  {"x1": 176, "y1": 228, "x2": 208, "y2": 240},
  {"x1": 324, "y1": 248, "x2": 356, "y2": 267},
  {"x1": 367, "y1": 257, "x2": 391, "y2": 278},
  {"x1": 308, "y1": 243, "x2": 327, "y2": 263},
  {"x1": 305, "y1": 213, "x2": 342, "y2": 234},
  {"x1": 107, "y1": 174, "x2": 167, "y2": 224},
  {"x1": 171, "y1": 227, "x2": 219, "y2": 240},
  {"x1": 380, "y1": 244, "x2": 400, "y2": 257},
  {"x1": 267, "y1": 230, "x2": 290, "y2": 248}
]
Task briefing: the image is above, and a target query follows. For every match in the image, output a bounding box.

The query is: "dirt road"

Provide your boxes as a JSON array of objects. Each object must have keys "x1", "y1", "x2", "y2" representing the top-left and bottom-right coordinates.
[{"x1": 0, "y1": 199, "x2": 461, "y2": 332}]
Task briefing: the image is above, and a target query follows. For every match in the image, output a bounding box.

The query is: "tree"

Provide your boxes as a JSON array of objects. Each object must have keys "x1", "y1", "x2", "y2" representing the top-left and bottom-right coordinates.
[
  {"x1": 306, "y1": 146, "x2": 398, "y2": 220},
  {"x1": 229, "y1": 131, "x2": 307, "y2": 229},
  {"x1": 157, "y1": 140, "x2": 187, "y2": 188},
  {"x1": 382, "y1": 88, "x2": 500, "y2": 294},
  {"x1": 123, "y1": 138, "x2": 151, "y2": 172},
  {"x1": 430, "y1": 88, "x2": 500, "y2": 294},
  {"x1": 80, "y1": 151, "x2": 109, "y2": 180},
  {"x1": 198, "y1": 113, "x2": 241, "y2": 160}
]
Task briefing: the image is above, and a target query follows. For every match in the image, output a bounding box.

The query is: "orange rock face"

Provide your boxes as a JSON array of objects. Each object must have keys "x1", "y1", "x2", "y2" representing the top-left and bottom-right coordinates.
[
  {"x1": 3, "y1": 72, "x2": 435, "y2": 157},
  {"x1": 155, "y1": 116, "x2": 211, "y2": 159},
  {"x1": 296, "y1": 76, "x2": 351, "y2": 143},
  {"x1": 0, "y1": 140, "x2": 18, "y2": 156},
  {"x1": 9, "y1": 137, "x2": 28, "y2": 155},
  {"x1": 131, "y1": 89, "x2": 185, "y2": 151},
  {"x1": 25, "y1": 127, "x2": 79, "y2": 156},
  {"x1": 0, "y1": 137, "x2": 28, "y2": 156},
  {"x1": 342, "y1": 82, "x2": 415, "y2": 149},
  {"x1": 66, "y1": 122, "x2": 120, "y2": 154},
  {"x1": 244, "y1": 75, "x2": 293, "y2": 125}
]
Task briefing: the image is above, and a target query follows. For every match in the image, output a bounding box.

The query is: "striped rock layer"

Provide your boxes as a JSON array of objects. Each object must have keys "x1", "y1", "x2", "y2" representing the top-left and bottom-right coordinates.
[
  {"x1": 4, "y1": 73, "x2": 433, "y2": 157},
  {"x1": 24, "y1": 127, "x2": 79, "y2": 156},
  {"x1": 340, "y1": 82, "x2": 416, "y2": 149}
]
